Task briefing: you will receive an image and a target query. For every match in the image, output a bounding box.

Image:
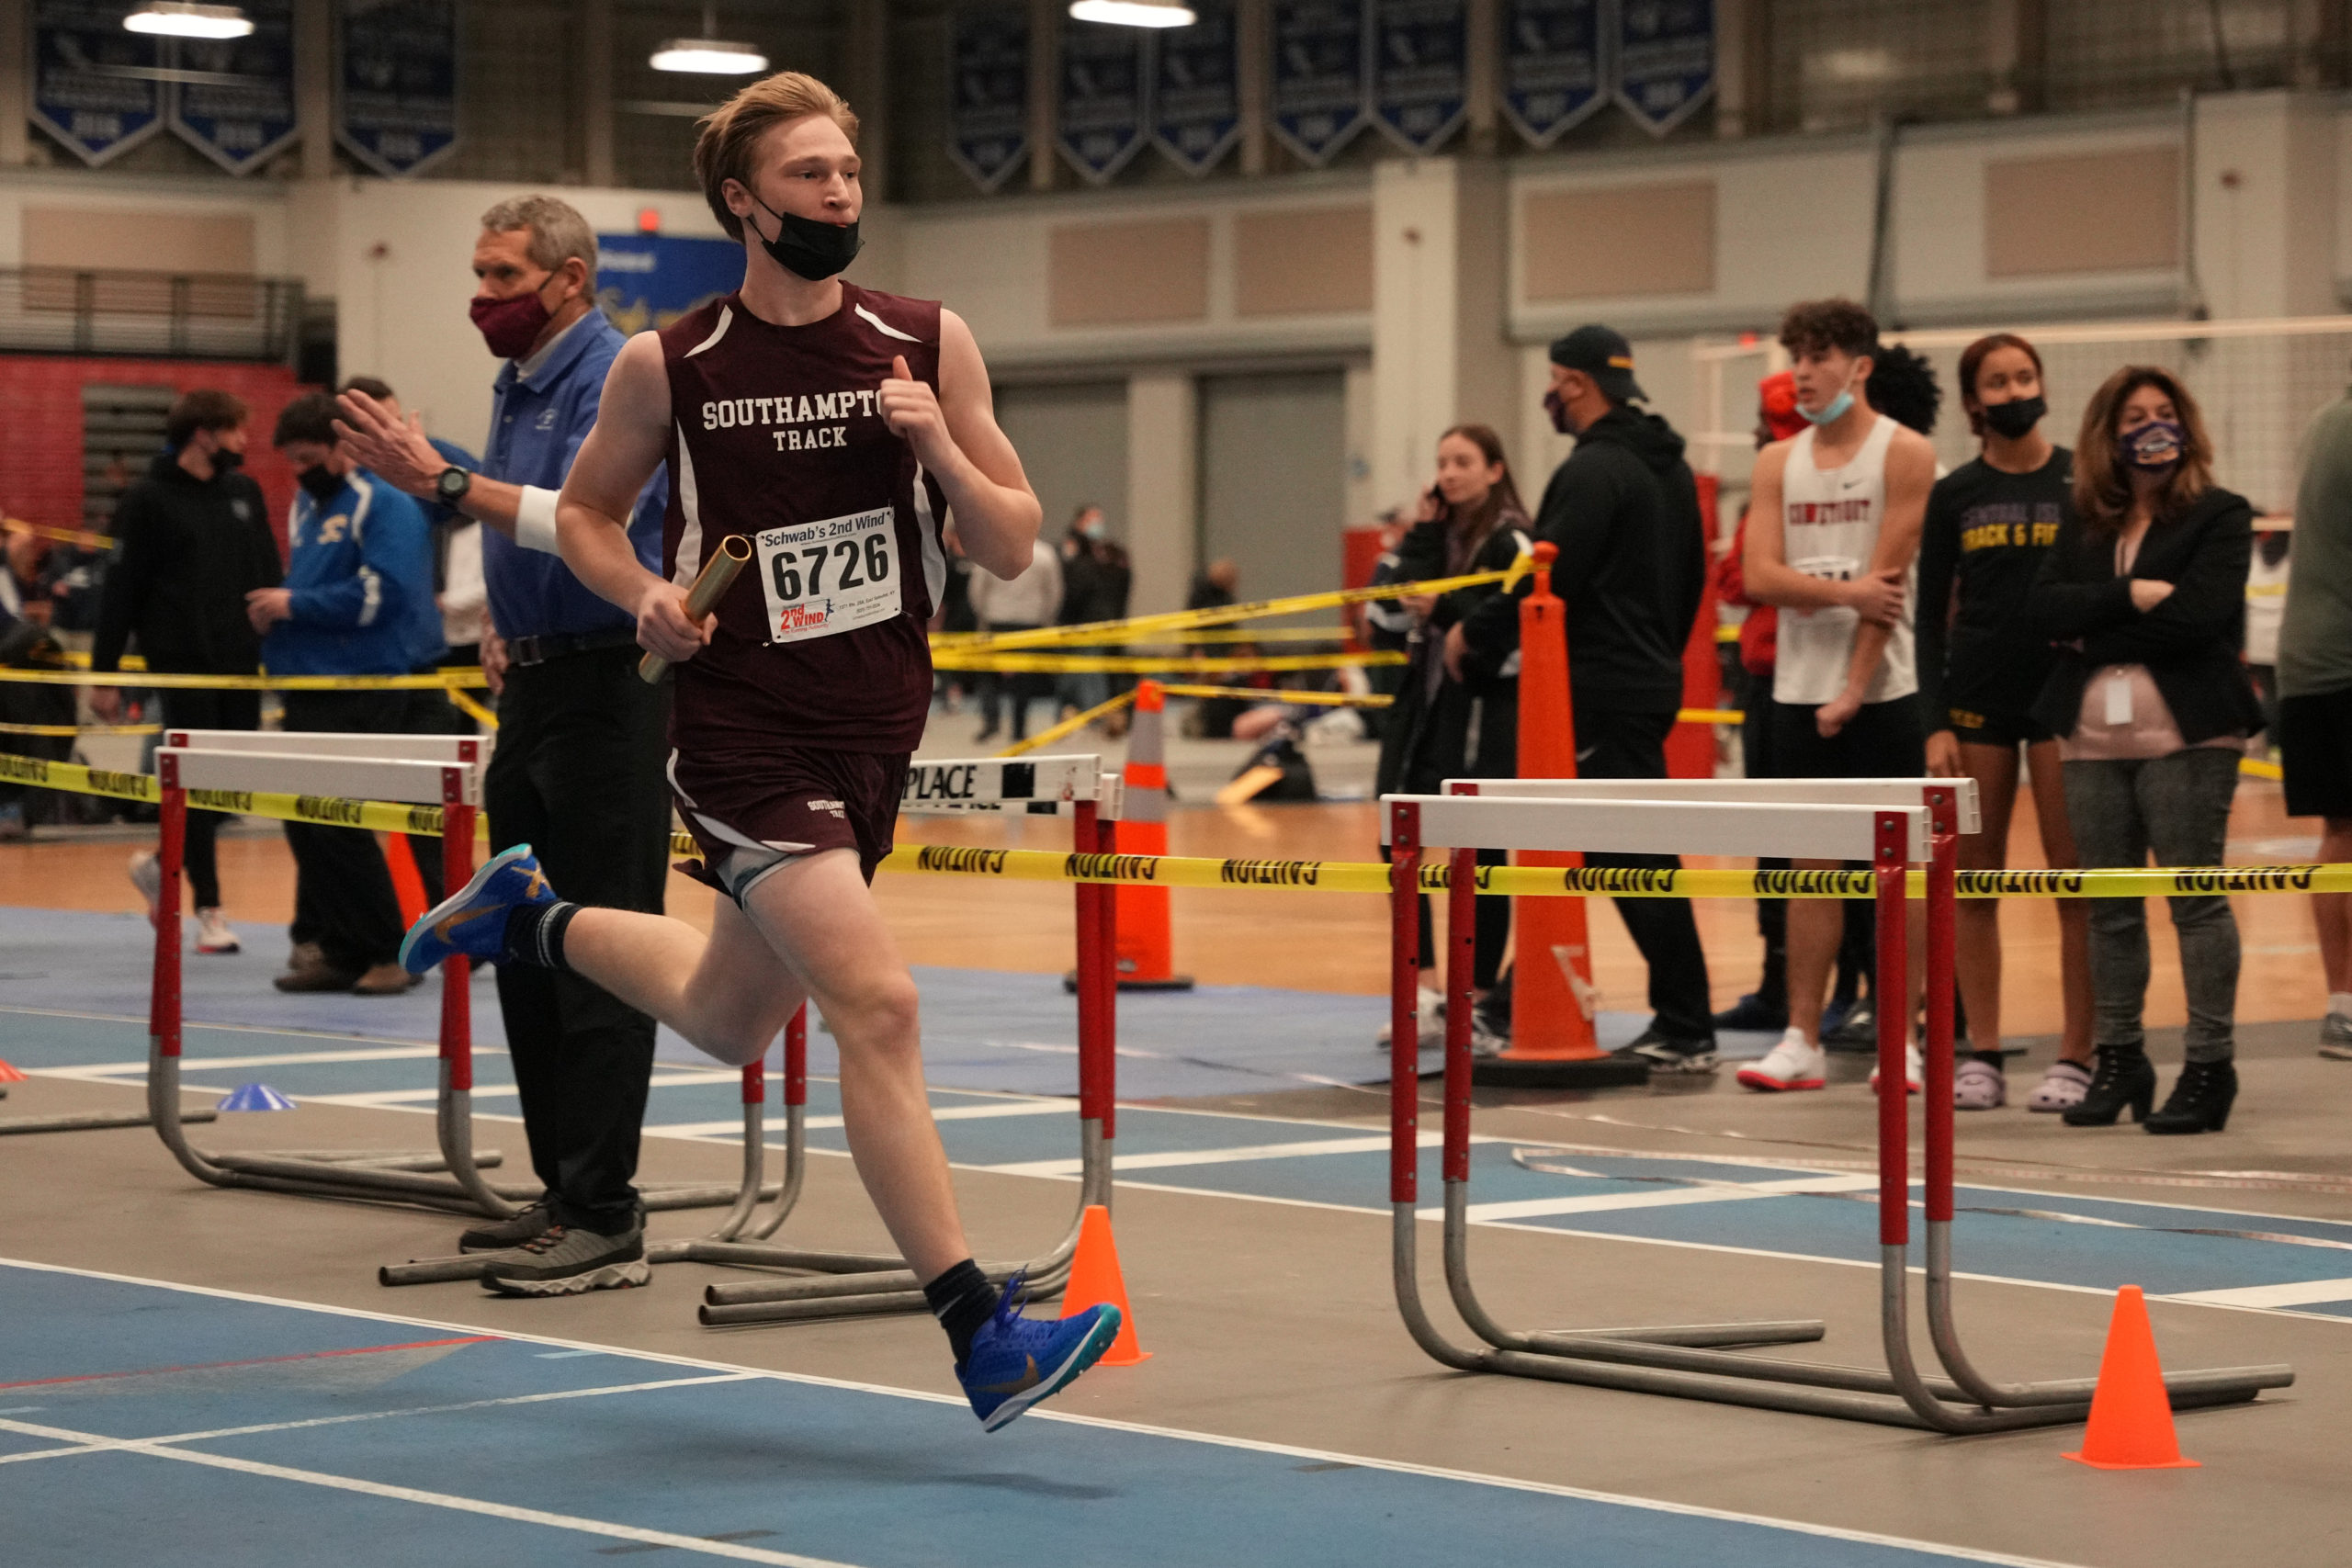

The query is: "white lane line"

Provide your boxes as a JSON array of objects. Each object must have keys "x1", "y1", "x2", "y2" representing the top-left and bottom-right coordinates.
[
  {"x1": 0, "y1": 1416, "x2": 858, "y2": 1566},
  {"x1": 0, "y1": 1257, "x2": 2087, "y2": 1568},
  {"x1": 2166, "y1": 1277, "x2": 2352, "y2": 1309},
  {"x1": 1443, "y1": 1173, "x2": 1884, "y2": 1222},
  {"x1": 43, "y1": 1045, "x2": 452, "y2": 1077},
  {"x1": 0, "y1": 1375, "x2": 752, "y2": 1466},
  {"x1": 650, "y1": 1100, "x2": 1073, "y2": 1139},
  {"x1": 983, "y1": 1131, "x2": 1464, "y2": 1179}
]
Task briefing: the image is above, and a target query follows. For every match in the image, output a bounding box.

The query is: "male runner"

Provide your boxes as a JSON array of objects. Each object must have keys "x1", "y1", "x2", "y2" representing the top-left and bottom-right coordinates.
[
  {"x1": 399, "y1": 72, "x2": 1118, "y2": 1432},
  {"x1": 1737, "y1": 299, "x2": 1938, "y2": 1094}
]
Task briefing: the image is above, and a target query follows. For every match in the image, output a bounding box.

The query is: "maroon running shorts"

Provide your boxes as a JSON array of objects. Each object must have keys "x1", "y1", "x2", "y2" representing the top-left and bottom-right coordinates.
[{"x1": 668, "y1": 743, "x2": 910, "y2": 892}]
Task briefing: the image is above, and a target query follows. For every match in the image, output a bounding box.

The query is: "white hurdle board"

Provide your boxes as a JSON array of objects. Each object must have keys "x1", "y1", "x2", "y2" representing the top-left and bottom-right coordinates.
[
  {"x1": 157, "y1": 746, "x2": 480, "y2": 807},
  {"x1": 1443, "y1": 776, "x2": 1981, "y2": 836},
  {"x1": 1385, "y1": 793, "x2": 1928, "y2": 864},
  {"x1": 165, "y1": 729, "x2": 490, "y2": 766},
  {"x1": 899, "y1": 754, "x2": 1118, "y2": 818}
]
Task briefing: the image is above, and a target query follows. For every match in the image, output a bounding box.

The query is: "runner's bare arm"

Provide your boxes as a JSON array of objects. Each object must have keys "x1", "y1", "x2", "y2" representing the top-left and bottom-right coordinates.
[
  {"x1": 878, "y1": 309, "x2": 1040, "y2": 581},
  {"x1": 1745, "y1": 444, "x2": 1860, "y2": 613},
  {"x1": 1816, "y1": 430, "x2": 1936, "y2": 736},
  {"x1": 556, "y1": 333, "x2": 706, "y2": 662}
]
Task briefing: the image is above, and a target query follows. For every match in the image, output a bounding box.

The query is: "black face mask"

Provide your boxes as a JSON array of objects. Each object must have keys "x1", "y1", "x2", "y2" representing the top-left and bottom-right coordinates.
[
  {"x1": 207, "y1": 445, "x2": 244, "y2": 474},
  {"x1": 298, "y1": 465, "x2": 343, "y2": 503},
  {"x1": 1544, "y1": 386, "x2": 1577, "y2": 435},
  {"x1": 751, "y1": 195, "x2": 863, "y2": 281},
  {"x1": 1982, "y1": 395, "x2": 2046, "y2": 441}
]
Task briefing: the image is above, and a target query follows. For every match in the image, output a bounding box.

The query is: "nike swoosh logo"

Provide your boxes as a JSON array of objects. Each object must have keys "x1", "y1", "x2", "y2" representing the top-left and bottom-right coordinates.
[
  {"x1": 435, "y1": 905, "x2": 503, "y2": 942},
  {"x1": 977, "y1": 1355, "x2": 1041, "y2": 1396}
]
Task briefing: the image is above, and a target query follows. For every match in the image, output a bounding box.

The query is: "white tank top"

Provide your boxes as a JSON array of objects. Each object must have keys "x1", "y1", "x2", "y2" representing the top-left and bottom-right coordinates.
[{"x1": 1771, "y1": 415, "x2": 1917, "y2": 707}]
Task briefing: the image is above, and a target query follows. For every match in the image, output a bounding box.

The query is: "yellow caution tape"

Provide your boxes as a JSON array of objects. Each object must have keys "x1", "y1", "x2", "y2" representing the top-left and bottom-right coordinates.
[
  {"x1": 936, "y1": 626, "x2": 1355, "y2": 648},
  {"x1": 7, "y1": 751, "x2": 2331, "y2": 900},
  {"x1": 932, "y1": 650, "x2": 1405, "y2": 675},
  {"x1": 943, "y1": 570, "x2": 1510, "y2": 654},
  {"x1": 1676, "y1": 708, "x2": 1745, "y2": 725},
  {"x1": 0, "y1": 668, "x2": 489, "y2": 692},
  {"x1": 443, "y1": 685, "x2": 500, "y2": 729},
  {"x1": 1155, "y1": 684, "x2": 1392, "y2": 708},
  {"x1": 994, "y1": 689, "x2": 1136, "y2": 758},
  {"x1": 0, "y1": 721, "x2": 160, "y2": 736},
  {"x1": 4, "y1": 516, "x2": 111, "y2": 550}
]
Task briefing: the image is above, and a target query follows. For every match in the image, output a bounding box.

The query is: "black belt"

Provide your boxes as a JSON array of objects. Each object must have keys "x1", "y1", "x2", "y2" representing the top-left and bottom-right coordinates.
[{"x1": 506, "y1": 628, "x2": 640, "y2": 668}]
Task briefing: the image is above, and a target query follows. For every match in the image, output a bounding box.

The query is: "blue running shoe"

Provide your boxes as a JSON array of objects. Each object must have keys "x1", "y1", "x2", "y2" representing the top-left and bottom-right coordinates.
[
  {"x1": 399, "y1": 844, "x2": 553, "y2": 975},
  {"x1": 956, "y1": 1277, "x2": 1123, "y2": 1433}
]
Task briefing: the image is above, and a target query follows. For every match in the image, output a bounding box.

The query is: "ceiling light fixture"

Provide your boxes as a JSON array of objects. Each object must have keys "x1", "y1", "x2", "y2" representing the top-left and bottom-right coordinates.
[
  {"x1": 651, "y1": 3, "x2": 768, "y2": 74},
  {"x1": 124, "y1": 2, "x2": 255, "y2": 39},
  {"x1": 1069, "y1": 0, "x2": 1197, "y2": 27}
]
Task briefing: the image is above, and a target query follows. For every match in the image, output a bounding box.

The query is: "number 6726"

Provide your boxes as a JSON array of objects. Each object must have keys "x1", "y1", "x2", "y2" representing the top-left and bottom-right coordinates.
[{"x1": 770, "y1": 534, "x2": 891, "y2": 600}]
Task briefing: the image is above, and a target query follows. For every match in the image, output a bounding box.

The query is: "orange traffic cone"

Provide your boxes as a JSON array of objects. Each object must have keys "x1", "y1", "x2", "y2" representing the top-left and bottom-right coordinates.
[
  {"x1": 1112, "y1": 682, "x2": 1192, "y2": 991},
  {"x1": 1058, "y1": 1203, "x2": 1149, "y2": 1365},
  {"x1": 0, "y1": 1057, "x2": 26, "y2": 1084},
  {"x1": 2063, "y1": 1286, "x2": 2200, "y2": 1470},
  {"x1": 381, "y1": 833, "x2": 428, "y2": 928}
]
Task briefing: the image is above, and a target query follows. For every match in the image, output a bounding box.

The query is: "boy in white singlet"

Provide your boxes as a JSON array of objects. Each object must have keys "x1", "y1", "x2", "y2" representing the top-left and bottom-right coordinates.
[{"x1": 1737, "y1": 298, "x2": 1939, "y2": 1093}]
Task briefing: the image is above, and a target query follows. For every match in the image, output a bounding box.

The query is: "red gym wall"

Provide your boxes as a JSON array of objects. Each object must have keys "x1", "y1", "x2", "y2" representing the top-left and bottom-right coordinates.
[{"x1": 0, "y1": 357, "x2": 313, "y2": 554}]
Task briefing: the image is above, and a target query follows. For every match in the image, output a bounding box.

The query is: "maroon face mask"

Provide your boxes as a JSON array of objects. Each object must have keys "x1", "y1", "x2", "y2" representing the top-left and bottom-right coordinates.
[{"x1": 469, "y1": 282, "x2": 553, "y2": 360}]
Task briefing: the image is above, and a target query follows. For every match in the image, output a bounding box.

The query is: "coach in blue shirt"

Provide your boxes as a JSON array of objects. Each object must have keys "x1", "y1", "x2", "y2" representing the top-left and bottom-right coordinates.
[{"x1": 336, "y1": 196, "x2": 673, "y2": 1270}]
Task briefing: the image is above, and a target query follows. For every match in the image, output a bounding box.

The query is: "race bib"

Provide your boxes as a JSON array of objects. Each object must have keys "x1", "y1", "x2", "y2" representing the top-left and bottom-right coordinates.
[
  {"x1": 754, "y1": 506, "x2": 899, "y2": 644},
  {"x1": 1791, "y1": 552, "x2": 1861, "y2": 586}
]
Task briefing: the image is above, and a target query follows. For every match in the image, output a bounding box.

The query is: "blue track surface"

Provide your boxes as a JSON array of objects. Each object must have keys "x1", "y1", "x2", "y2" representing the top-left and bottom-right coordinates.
[{"x1": 0, "y1": 1261, "x2": 2069, "y2": 1567}]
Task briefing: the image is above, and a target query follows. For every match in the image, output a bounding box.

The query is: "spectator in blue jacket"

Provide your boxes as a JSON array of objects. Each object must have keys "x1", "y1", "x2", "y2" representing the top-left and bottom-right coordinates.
[{"x1": 244, "y1": 391, "x2": 443, "y2": 995}]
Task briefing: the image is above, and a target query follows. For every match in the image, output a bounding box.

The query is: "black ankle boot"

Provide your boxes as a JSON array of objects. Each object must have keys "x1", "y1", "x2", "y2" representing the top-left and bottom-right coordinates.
[
  {"x1": 2061, "y1": 1045, "x2": 2157, "y2": 1126},
  {"x1": 2143, "y1": 1059, "x2": 2238, "y2": 1134}
]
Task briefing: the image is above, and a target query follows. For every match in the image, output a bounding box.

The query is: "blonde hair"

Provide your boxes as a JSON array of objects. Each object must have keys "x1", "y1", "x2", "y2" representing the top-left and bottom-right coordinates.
[{"x1": 694, "y1": 73, "x2": 860, "y2": 242}]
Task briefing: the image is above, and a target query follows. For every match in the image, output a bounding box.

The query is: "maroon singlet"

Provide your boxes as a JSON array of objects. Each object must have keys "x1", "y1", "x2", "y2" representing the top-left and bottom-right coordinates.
[{"x1": 657, "y1": 283, "x2": 948, "y2": 756}]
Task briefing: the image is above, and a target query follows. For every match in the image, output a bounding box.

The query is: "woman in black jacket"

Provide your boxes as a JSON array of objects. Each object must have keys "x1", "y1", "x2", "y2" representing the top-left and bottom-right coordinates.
[
  {"x1": 1374, "y1": 424, "x2": 1532, "y2": 1053},
  {"x1": 2029, "y1": 366, "x2": 2259, "y2": 1134}
]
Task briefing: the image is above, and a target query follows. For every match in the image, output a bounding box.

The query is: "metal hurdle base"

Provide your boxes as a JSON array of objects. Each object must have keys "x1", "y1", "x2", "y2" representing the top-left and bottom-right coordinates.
[
  {"x1": 1, "y1": 1109, "x2": 219, "y2": 1136},
  {"x1": 1469, "y1": 1055, "x2": 1649, "y2": 1089}
]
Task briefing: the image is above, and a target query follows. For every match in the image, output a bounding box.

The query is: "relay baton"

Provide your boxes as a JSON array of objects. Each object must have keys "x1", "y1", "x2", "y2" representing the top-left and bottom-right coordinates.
[{"x1": 638, "y1": 535, "x2": 752, "y2": 684}]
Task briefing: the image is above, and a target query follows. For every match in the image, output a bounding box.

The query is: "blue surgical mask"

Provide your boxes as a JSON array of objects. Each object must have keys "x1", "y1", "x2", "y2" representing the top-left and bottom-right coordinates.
[
  {"x1": 1800, "y1": 389, "x2": 1853, "y2": 426},
  {"x1": 2122, "y1": 418, "x2": 2186, "y2": 472}
]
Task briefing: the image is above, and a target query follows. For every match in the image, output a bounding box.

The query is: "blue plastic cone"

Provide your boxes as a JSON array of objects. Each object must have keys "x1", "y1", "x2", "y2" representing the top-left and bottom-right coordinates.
[{"x1": 217, "y1": 1083, "x2": 297, "y2": 1111}]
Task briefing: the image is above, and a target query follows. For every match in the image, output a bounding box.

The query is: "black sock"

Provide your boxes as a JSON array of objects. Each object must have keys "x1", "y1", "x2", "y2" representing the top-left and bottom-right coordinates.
[
  {"x1": 924, "y1": 1258, "x2": 999, "y2": 1366},
  {"x1": 502, "y1": 900, "x2": 581, "y2": 971}
]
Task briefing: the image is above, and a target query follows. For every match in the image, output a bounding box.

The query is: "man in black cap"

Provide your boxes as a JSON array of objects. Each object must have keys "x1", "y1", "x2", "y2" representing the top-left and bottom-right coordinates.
[{"x1": 1449, "y1": 323, "x2": 1716, "y2": 1071}]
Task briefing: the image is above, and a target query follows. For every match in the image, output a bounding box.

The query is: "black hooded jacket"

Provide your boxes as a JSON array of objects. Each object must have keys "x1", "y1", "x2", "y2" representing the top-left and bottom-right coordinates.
[
  {"x1": 93, "y1": 451, "x2": 281, "y2": 675},
  {"x1": 1460, "y1": 405, "x2": 1707, "y2": 720}
]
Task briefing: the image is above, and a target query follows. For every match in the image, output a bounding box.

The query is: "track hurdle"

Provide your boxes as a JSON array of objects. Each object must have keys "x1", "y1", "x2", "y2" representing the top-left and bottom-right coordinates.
[
  {"x1": 690, "y1": 753, "x2": 1122, "y2": 1326},
  {"x1": 151, "y1": 730, "x2": 756, "y2": 1221},
  {"x1": 1386, "y1": 787, "x2": 2293, "y2": 1431}
]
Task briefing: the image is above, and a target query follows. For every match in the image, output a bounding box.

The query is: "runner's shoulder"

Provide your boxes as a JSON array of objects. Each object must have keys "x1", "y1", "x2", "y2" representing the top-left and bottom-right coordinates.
[{"x1": 655, "y1": 293, "x2": 737, "y2": 357}]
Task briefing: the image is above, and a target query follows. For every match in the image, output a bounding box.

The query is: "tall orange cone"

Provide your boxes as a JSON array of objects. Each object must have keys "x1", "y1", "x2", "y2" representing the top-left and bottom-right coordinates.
[
  {"x1": 1476, "y1": 543, "x2": 1645, "y2": 1089},
  {"x1": 2063, "y1": 1286, "x2": 2201, "y2": 1470},
  {"x1": 1059, "y1": 1203, "x2": 1149, "y2": 1364},
  {"x1": 1111, "y1": 681, "x2": 1192, "y2": 990},
  {"x1": 0, "y1": 1058, "x2": 26, "y2": 1084},
  {"x1": 381, "y1": 833, "x2": 428, "y2": 928}
]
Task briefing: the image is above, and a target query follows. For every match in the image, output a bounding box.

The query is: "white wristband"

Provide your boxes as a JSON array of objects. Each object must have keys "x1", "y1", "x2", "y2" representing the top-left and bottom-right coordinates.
[{"x1": 514, "y1": 485, "x2": 562, "y2": 555}]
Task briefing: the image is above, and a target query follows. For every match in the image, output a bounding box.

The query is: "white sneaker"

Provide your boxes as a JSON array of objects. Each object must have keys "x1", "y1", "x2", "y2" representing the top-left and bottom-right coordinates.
[
  {"x1": 2027, "y1": 1059, "x2": 2094, "y2": 1112},
  {"x1": 194, "y1": 908, "x2": 240, "y2": 954},
  {"x1": 2320, "y1": 1013, "x2": 2352, "y2": 1062},
  {"x1": 1953, "y1": 1057, "x2": 2006, "y2": 1110},
  {"x1": 1375, "y1": 987, "x2": 1445, "y2": 1053},
  {"x1": 1871, "y1": 1043, "x2": 1925, "y2": 1096},
  {"x1": 1736, "y1": 1031, "x2": 1826, "y2": 1092},
  {"x1": 128, "y1": 850, "x2": 161, "y2": 919}
]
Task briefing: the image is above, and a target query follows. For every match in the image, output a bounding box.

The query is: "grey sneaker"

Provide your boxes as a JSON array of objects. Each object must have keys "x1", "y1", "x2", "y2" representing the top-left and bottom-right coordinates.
[
  {"x1": 479, "y1": 1221, "x2": 650, "y2": 1297},
  {"x1": 2320, "y1": 1013, "x2": 2352, "y2": 1061},
  {"x1": 1611, "y1": 1029, "x2": 1719, "y2": 1075},
  {"x1": 458, "y1": 1200, "x2": 554, "y2": 1254}
]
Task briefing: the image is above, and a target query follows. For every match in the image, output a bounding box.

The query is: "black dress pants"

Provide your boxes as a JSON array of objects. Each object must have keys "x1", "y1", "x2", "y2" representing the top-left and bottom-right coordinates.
[
  {"x1": 279, "y1": 690, "x2": 407, "y2": 974},
  {"x1": 1574, "y1": 706, "x2": 1715, "y2": 1043},
  {"x1": 158, "y1": 686, "x2": 261, "y2": 910},
  {"x1": 488, "y1": 646, "x2": 671, "y2": 1234}
]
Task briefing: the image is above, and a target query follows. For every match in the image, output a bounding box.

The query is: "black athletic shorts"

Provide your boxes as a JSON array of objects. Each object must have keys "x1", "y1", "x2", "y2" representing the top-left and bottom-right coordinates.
[
  {"x1": 1770, "y1": 694, "x2": 1927, "y2": 783},
  {"x1": 669, "y1": 742, "x2": 910, "y2": 891},
  {"x1": 1943, "y1": 705, "x2": 2055, "y2": 749},
  {"x1": 2279, "y1": 688, "x2": 2352, "y2": 820}
]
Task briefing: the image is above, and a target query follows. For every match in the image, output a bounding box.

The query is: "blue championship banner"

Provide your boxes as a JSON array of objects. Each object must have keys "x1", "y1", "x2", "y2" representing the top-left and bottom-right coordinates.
[
  {"x1": 336, "y1": 0, "x2": 459, "y2": 176},
  {"x1": 170, "y1": 0, "x2": 298, "y2": 175},
  {"x1": 1371, "y1": 0, "x2": 1465, "y2": 153},
  {"x1": 947, "y1": 4, "x2": 1031, "y2": 192},
  {"x1": 595, "y1": 235, "x2": 745, "y2": 335},
  {"x1": 1613, "y1": 0, "x2": 1713, "y2": 136},
  {"x1": 1270, "y1": 0, "x2": 1369, "y2": 166},
  {"x1": 1152, "y1": 0, "x2": 1240, "y2": 175},
  {"x1": 1501, "y1": 0, "x2": 1607, "y2": 147},
  {"x1": 29, "y1": 0, "x2": 166, "y2": 166},
  {"x1": 1058, "y1": 19, "x2": 1149, "y2": 184}
]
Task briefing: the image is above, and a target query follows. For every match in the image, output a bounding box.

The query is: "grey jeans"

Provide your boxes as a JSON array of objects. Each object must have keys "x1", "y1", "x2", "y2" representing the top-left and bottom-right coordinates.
[{"x1": 2062, "y1": 747, "x2": 2242, "y2": 1063}]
